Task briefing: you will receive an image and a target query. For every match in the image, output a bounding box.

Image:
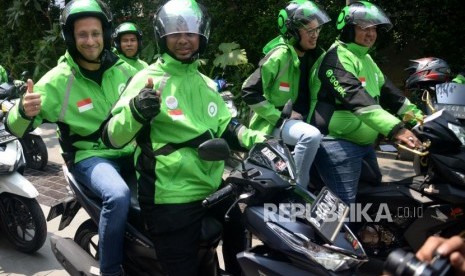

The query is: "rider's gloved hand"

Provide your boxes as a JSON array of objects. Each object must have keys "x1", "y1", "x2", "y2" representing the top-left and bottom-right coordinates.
[{"x1": 130, "y1": 78, "x2": 161, "y2": 123}]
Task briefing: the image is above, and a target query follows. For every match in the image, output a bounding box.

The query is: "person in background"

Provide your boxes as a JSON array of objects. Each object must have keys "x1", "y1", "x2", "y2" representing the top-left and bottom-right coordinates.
[
  {"x1": 102, "y1": 0, "x2": 265, "y2": 275},
  {"x1": 6, "y1": 1, "x2": 138, "y2": 275},
  {"x1": 309, "y1": 1, "x2": 423, "y2": 204},
  {"x1": 241, "y1": 0, "x2": 331, "y2": 189},
  {"x1": 112, "y1": 22, "x2": 149, "y2": 70}
]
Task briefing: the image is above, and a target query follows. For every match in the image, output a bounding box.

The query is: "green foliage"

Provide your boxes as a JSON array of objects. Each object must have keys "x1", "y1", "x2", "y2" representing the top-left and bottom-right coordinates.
[
  {"x1": 199, "y1": 42, "x2": 255, "y2": 124},
  {"x1": 1, "y1": 0, "x2": 464, "y2": 87}
]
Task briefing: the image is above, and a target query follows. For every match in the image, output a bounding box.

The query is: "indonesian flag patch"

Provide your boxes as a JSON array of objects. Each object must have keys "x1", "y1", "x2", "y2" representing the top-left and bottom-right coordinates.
[
  {"x1": 168, "y1": 109, "x2": 186, "y2": 121},
  {"x1": 279, "y1": 82, "x2": 290, "y2": 92},
  {"x1": 359, "y1": 77, "x2": 366, "y2": 87},
  {"x1": 77, "y1": 98, "x2": 93, "y2": 113}
]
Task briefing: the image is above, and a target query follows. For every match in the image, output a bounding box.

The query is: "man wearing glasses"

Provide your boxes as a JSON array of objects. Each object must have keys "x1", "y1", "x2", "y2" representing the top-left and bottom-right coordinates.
[
  {"x1": 6, "y1": 1, "x2": 137, "y2": 275},
  {"x1": 242, "y1": 0, "x2": 331, "y2": 190}
]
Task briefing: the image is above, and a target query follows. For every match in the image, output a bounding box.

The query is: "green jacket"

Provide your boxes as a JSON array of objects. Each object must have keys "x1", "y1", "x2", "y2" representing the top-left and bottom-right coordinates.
[
  {"x1": 242, "y1": 36, "x2": 324, "y2": 134},
  {"x1": 105, "y1": 53, "x2": 264, "y2": 205},
  {"x1": 453, "y1": 73, "x2": 465, "y2": 84},
  {"x1": 112, "y1": 48, "x2": 149, "y2": 71},
  {"x1": 6, "y1": 50, "x2": 137, "y2": 164},
  {"x1": 310, "y1": 40, "x2": 422, "y2": 145},
  {"x1": 0, "y1": 65, "x2": 8, "y2": 83}
]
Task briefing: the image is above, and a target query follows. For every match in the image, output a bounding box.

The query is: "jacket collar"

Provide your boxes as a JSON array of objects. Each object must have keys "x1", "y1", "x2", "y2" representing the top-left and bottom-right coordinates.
[
  {"x1": 157, "y1": 53, "x2": 200, "y2": 75},
  {"x1": 61, "y1": 50, "x2": 120, "y2": 75},
  {"x1": 336, "y1": 40, "x2": 371, "y2": 57}
]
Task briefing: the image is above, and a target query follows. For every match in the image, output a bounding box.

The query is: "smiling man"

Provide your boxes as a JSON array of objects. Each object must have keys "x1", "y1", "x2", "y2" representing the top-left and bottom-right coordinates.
[
  {"x1": 241, "y1": 0, "x2": 331, "y2": 190},
  {"x1": 112, "y1": 22, "x2": 149, "y2": 70},
  {"x1": 5, "y1": 1, "x2": 138, "y2": 275},
  {"x1": 309, "y1": 1, "x2": 423, "y2": 205}
]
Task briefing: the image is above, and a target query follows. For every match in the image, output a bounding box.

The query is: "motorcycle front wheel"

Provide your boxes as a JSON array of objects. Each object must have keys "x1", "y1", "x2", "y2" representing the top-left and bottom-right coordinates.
[
  {"x1": 20, "y1": 134, "x2": 48, "y2": 171},
  {"x1": 74, "y1": 219, "x2": 99, "y2": 260},
  {"x1": 0, "y1": 194, "x2": 47, "y2": 253}
]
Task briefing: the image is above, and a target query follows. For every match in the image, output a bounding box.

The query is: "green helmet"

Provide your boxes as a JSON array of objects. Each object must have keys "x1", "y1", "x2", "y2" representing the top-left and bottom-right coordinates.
[
  {"x1": 336, "y1": 1, "x2": 392, "y2": 31},
  {"x1": 154, "y1": 0, "x2": 211, "y2": 58},
  {"x1": 60, "y1": 0, "x2": 113, "y2": 59},
  {"x1": 277, "y1": 0, "x2": 331, "y2": 42},
  {"x1": 113, "y1": 22, "x2": 143, "y2": 56}
]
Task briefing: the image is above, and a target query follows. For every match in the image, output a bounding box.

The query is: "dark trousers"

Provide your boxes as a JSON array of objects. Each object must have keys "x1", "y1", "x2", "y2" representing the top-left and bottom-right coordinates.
[{"x1": 141, "y1": 196, "x2": 245, "y2": 276}]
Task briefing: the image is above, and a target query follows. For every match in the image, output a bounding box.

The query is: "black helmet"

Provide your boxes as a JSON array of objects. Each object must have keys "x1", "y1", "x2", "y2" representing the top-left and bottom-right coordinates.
[
  {"x1": 405, "y1": 57, "x2": 451, "y2": 89},
  {"x1": 112, "y1": 22, "x2": 143, "y2": 57},
  {"x1": 60, "y1": 0, "x2": 113, "y2": 60},
  {"x1": 154, "y1": 0, "x2": 210, "y2": 60},
  {"x1": 337, "y1": 1, "x2": 392, "y2": 43},
  {"x1": 277, "y1": 0, "x2": 330, "y2": 43}
]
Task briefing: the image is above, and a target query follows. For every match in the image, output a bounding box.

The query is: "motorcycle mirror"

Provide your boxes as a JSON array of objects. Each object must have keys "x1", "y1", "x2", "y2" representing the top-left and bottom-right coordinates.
[{"x1": 198, "y1": 138, "x2": 231, "y2": 161}]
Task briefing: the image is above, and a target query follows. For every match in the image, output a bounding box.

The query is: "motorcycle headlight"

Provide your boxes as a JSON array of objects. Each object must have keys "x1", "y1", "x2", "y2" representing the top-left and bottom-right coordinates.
[
  {"x1": 448, "y1": 123, "x2": 465, "y2": 145},
  {"x1": 267, "y1": 222, "x2": 366, "y2": 271}
]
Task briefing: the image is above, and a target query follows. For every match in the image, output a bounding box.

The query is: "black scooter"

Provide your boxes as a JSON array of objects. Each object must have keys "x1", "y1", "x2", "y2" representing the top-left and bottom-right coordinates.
[{"x1": 201, "y1": 137, "x2": 368, "y2": 275}]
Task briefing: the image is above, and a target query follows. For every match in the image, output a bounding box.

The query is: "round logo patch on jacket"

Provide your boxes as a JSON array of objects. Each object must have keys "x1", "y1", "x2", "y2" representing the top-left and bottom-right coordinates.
[{"x1": 208, "y1": 102, "x2": 218, "y2": 117}]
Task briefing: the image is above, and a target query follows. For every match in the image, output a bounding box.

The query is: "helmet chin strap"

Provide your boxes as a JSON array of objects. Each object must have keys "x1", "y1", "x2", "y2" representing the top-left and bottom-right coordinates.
[{"x1": 294, "y1": 42, "x2": 306, "y2": 53}]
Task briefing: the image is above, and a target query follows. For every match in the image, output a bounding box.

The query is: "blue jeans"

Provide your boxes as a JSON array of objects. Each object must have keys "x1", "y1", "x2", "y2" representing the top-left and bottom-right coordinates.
[
  {"x1": 273, "y1": 119, "x2": 322, "y2": 188},
  {"x1": 314, "y1": 138, "x2": 380, "y2": 205},
  {"x1": 72, "y1": 156, "x2": 131, "y2": 276}
]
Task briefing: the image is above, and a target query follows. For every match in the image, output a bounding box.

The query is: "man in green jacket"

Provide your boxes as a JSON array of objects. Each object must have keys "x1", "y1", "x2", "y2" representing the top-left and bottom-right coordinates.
[
  {"x1": 310, "y1": 1, "x2": 423, "y2": 204},
  {"x1": 102, "y1": 0, "x2": 265, "y2": 275},
  {"x1": 6, "y1": 1, "x2": 137, "y2": 275},
  {"x1": 242, "y1": 0, "x2": 331, "y2": 189},
  {"x1": 112, "y1": 22, "x2": 149, "y2": 71}
]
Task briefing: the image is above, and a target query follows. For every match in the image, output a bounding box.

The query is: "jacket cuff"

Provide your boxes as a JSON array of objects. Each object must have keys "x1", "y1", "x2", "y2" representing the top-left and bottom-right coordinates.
[
  {"x1": 387, "y1": 122, "x2": 405, "y2": 140},
  {"x1": 129, "y1": 98, "x2": 148, "y2": 125},
  {"x1": 18, "y1": 97, "x2": 33, "y2": 120}
]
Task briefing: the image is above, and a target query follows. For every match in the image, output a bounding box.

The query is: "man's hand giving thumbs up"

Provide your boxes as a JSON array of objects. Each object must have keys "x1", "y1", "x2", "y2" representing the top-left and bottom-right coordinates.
[{"x1": 130, "y1": 78, "x2": 161, "y2": 123}]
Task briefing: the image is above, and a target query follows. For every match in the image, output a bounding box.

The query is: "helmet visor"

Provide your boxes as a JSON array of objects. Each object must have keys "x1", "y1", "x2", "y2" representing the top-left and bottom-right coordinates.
[
  {"x1": 291, "y1": 1, "x2": 331, "y2": 28},
  {"x1": 155, "y1": 0, "x2": 210, "y2": 39},
  {"x1": 350, "y1": 3, "x2": 392, "y2": 30}
]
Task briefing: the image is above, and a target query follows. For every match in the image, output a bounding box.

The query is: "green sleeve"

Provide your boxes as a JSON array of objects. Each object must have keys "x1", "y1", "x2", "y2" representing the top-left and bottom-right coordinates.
[
  {"x1": 106, "y1": 73, "x2": 147, "y2": 148},
  {"x1": 0, "y1": 66, "x2": 7, "y2": 83},
  {"x1": 453, "y1": 74, "x2": 465, "y2": 84}
]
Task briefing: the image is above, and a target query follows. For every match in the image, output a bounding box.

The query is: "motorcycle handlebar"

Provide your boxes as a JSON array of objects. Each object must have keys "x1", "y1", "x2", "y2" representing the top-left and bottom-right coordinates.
[{"x1": 202, "y1": 183, "x2": 234, "y2": 208}]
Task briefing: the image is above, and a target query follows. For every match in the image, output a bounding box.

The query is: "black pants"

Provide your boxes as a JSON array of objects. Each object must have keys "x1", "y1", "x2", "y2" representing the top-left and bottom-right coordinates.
[{"x1": 141, "y1": 196, "x2": 245, "y2": 276}]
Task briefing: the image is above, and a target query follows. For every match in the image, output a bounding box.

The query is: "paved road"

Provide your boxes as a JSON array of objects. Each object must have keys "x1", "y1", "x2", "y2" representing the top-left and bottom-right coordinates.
[{"x1": 0, "y1": 123, "x2": 416, "y2": 276}]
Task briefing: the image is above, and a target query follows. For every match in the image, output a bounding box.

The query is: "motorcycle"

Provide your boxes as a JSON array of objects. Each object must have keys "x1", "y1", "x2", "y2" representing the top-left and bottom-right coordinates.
[
  {"x1": 46, "y1": 158, "x2": 230, "y2": 276},
  {"x1": 0, "y1": 81, "x2": 48, "y2": 170},
  {"x1": 0, "y1": 108, "x2": 47, "y2": 253},
  {"x1": 344, "y1": 109, "x2": 465, "y2": 265},
  {"x1": 404, "y1": 57, "x2": 465, "y2": 125},
  {"x1": 202, "y1": 137, "x2": 368, "y2": 275}
]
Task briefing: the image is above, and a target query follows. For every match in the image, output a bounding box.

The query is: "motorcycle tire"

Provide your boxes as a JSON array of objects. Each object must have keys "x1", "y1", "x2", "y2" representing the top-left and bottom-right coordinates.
[
  {"x1": 0, "y1": 194, "x2": 47, "y2": 253},
  {"x1": 20, "y1": 134, "x2": 48, "y2": 171},
  {"x1": 74, "y1": 219, "x2": 99, "y2": 260}
]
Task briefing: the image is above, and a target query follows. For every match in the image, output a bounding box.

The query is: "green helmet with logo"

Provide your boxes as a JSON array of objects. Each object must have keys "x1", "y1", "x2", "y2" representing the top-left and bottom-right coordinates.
[
  {"x1": 154, "y1": 0, "x2": 211, "y2": 59},
  {"x1": 277, "y1": 0, "x2": 330, "y2": 43},
  {"x1": 60, "y1": 0, "x2": 113, "y2": 59},
  {"x1": 336, "y1": 1, "x2": 392, "y2": 31},
  {"x1": 113, "y1": 22, "x2": 143, "y2": 56}
]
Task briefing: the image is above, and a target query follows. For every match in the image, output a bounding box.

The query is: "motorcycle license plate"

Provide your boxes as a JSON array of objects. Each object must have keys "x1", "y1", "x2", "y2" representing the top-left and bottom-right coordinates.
[
  {"x1": 307, "y1": 187, "x2": 349, "y2": 243},
  {"x1": 0, "y1": 129, "x2": 16, "y2": 144}
]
